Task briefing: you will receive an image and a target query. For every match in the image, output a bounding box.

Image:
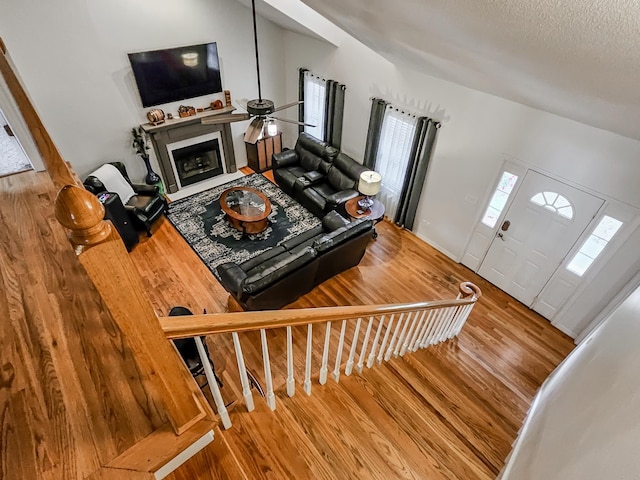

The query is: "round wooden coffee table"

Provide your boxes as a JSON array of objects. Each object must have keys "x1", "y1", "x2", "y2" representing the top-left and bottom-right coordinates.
[{"x1": 220, "y1": 186, "x2": 271, "y2": 235}]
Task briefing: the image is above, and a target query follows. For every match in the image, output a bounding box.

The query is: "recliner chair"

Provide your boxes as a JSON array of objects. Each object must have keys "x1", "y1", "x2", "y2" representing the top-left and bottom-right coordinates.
[{"x1": 84, "y1": 162, "x2": 166, "y2": 236}]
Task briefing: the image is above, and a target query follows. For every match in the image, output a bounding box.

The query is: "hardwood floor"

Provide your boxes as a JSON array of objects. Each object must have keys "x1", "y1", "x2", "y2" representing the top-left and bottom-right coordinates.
[{"x1": 129, "y1": 170, "x2": 575, "y2": 479}]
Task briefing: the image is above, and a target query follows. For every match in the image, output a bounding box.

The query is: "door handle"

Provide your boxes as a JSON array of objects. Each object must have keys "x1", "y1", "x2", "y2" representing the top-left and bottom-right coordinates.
[{"x1": 497, "y1": 232, "x2": 505, "y2": 241}]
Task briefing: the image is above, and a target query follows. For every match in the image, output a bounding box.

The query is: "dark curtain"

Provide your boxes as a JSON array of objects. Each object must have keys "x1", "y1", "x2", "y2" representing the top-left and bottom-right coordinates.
[
  {"x1": 324, "y1": 81, "x2": 345, "y2": 149},
  {"x1": 395, "y1": 117, "x2": 441, "y2": 230},
  {"x1": 363, "y1": 98, "x2": 388, "y2": 169},
  {"x1": 298, "y1": 67, "x2": 308, "y2": 135}
]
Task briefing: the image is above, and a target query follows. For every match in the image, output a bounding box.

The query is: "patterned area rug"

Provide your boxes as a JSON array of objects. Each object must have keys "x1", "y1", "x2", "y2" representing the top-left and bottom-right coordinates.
[{"x1": 166, "y1": 173, "x2": 321, "y2": 280}]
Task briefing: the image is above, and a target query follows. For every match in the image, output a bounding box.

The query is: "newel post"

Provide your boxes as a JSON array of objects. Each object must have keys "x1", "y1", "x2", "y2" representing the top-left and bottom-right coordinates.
[{"x1": 55, "y1": 185, "x2": 214, "y2": 435}]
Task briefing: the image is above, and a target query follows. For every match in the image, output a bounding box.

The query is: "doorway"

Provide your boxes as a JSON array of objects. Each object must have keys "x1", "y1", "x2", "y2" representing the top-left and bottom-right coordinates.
[
  {"x1": 465, "y1": 168, "x2": 605, "y2": 312},
  {"x1": 0, "y1": 107, "x2": 33, "y2": 177}
]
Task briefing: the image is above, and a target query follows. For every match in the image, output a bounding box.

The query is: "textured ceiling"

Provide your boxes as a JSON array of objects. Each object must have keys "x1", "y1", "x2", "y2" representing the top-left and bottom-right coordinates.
[{"x1": 299, "y1": 0, "x2": 640, "y2": 140}]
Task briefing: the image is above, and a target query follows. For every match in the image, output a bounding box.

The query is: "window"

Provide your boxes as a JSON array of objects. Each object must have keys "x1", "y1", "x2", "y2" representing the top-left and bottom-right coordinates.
[
  {"x1": 481, "y1": 172, "x2": 518, "y2": 228},
  {"x1": 530, "y1": 191, "x2": 574, "y2": 219},
  {"x1": 374, "y1": 108, "x2": 418, "y2": 220},
  {"x1": 567, "y1": 215, "x2": 623, "y2": 276},
  {"x1": 303, "y1": 73, "x2": 326, "y2": 140}
]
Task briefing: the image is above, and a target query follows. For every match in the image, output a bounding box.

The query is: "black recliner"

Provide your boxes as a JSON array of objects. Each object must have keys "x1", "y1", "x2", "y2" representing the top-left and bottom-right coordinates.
[{"x1": 84, "y1": 162, "x2": 166, "y2": 236}]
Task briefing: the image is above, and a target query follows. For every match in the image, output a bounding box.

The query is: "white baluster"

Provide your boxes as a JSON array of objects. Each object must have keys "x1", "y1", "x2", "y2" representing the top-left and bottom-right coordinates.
[
  {"x1": 384, "y1": 313, "x2": 405, "y2": 361},
  {"x1": 394, "y1": 312, "x2": 413, "y2": 357},
  {"x1": 407, "y1": 310, "x2": 427, "y2": 353},
  {"x1": 232, "y1": 332, "x2": 254, "y2": 411},
  {"x1": 357, "y1": 316, "x2": 375, "y2": 373},
  {"x1": 286, "y1": 326, "x2": 295, "y2": 397},
  {"x1": 415, "y1": 310, "x2": 435, "y2": 350},
  {"x1": 195, "y1": 337, "x2": 231, "y2": 429},
  {"x1": 319, "y1": 322, "x2": 331, "y2": 385},
  {"x1": 304, "y1": 323, "x2": 313, "y2": 395},
  {"x1": 345, "y1": 317, "x2": 362, "y2": 376},
  {"x1": 400, "y1": 311, "x2": 421, "y2": 356},
  {"x1": 452, "y1": 304, "x2": 473, "y2": 337},
  {"x1": 333, "y1": 320, "x2": 347, "y2": 382},
  {"x1": 434, "y1": 307, "x2": 456, "y2": 344},
  {"x1": 377, "y1": 314, "x2": 395, "y2": 364},
  {"x1": 442, "y1": 306, "x2": 461, "y2": 339},
  {"x1": 422, "y1": 308, "x2": 445, "y2": 347},
  {"x1": 260, "y1": 329, "x2": 276, "y2": 410},
  {"x1": 367, "y1": 315, "x2": 386, "y2": 368}
]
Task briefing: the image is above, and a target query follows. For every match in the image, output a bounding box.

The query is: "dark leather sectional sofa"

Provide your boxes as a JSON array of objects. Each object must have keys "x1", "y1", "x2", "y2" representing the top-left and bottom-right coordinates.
[
  {"x1": 273, "y1": 133, "x2": 370, "y2": 218},
  {"x1": 217, "y1": 211, "x2": 373, "y2": 311}
]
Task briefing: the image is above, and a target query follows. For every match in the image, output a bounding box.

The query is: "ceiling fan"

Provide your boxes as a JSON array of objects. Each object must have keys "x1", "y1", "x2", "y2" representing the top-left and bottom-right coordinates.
[{"x1": 202, "y1": 0, "x2": 313, "y2": 143}]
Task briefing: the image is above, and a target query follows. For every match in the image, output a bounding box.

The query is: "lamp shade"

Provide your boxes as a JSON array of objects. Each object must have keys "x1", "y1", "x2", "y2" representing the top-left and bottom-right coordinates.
[{"x1": 358, "y1": 171, "x2": 382, "y2": 196}]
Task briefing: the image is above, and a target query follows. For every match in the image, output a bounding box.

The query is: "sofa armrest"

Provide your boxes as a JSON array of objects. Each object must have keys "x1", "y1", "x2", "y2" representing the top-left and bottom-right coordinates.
[
  {"x1": 272, "y1": 149, "x2": 299, "y2": 169},
  {"x1": 216, "y1": 263, "x2": 247, "y2": 297},
  {"x1": 131, "y1": 183, "x2": 160, "y2": 195},
  {"x1": 325, "y1": 188, "x2": 360, "y2": 210}
]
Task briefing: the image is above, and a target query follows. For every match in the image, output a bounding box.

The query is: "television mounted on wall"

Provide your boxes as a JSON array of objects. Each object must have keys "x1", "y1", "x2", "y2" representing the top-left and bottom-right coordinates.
[{"x1": 128, "y1": 42, "x2": 223, "y2": 108}]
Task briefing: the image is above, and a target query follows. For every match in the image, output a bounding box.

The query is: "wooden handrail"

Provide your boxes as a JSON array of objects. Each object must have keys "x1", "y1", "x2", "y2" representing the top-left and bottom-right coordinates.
[
  {"x1": 0, "y1": 36, "x2": 78, "y2": 189},
  {"x1": 160, "y1": 282, "x2": 481, "y2": 339}
]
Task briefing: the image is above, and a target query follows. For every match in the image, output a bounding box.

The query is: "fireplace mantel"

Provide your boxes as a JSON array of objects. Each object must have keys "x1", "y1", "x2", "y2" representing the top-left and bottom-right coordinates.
[{"x1": 141, "y1": 108, "x2": 237, "y2": 193}]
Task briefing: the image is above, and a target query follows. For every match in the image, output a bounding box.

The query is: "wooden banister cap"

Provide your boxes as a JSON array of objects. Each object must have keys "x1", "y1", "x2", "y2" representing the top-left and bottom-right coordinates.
[
  {"x1": 55, "y1": 185, "x2": 111, "y2": 246},
  {"x1": 459, "y1": 282, "x2": 482, "y2": 299}
]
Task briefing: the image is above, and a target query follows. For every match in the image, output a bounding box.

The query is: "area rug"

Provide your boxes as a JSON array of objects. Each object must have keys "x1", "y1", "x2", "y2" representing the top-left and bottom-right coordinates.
[{"x1": 166, "y1": 173, "x2": 321, "y2": 280}]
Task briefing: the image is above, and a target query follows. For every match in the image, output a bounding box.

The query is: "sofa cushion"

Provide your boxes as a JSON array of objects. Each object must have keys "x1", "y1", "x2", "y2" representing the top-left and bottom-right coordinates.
[
  {"x1": 298, "y1": 149, "x2": 322, "y2": 172},
  {"x1": 313, "y1": 219, "x2": 373, "y2": 253},
  {"x1": 280, "y1": 225, "x2": 324, "y2": 251},
  {"x1": 311, "y1": 183, "x2": 337, "y2": 200},
  {"x1": 322, "y1": 211, "x2": 350, "y2": 231},
  {"x1": 295, "y1": 132, "x2": 327, "y2": 157},
  {"x1": 274, "y1": 166, "x2": 306, "y2": 192},
  {"x1": 240, "y1": 246, "x2": 287, "y2": 272},
  {"x1": 216, "y1": 262, "x2": 247, "y2": 296},
  {"x1": 298, "y1": 188, "x2": 327, "y2": 217},
  {"x1": 242, "y1": 247, "x2": 317, "y2": 294}
]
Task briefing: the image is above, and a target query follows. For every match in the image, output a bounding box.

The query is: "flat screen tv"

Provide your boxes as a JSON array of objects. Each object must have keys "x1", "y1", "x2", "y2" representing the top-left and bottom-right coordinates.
[{"x1": 128, "y1": 42, "x2": 223, "y2": 108}]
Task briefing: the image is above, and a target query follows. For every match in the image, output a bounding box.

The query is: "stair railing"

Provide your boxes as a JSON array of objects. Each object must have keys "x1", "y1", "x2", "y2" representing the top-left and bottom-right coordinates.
[{"x1": 158, "y1": 282, "x2": 481, "y2": 429}]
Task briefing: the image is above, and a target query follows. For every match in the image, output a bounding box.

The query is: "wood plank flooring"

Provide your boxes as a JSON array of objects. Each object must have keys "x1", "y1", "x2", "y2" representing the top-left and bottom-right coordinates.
[
  {"x1": 0, "y1": 171, "x2": 170, "y2": 479},
  {"x1": 129, "y1": 170, "x2": 575, "y2": 479}
]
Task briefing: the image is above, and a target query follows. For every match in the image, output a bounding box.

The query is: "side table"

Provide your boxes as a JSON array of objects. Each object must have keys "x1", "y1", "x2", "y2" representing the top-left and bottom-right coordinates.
[{"x1": 345, "y1": 196, "x2": 385, "y2": 238}]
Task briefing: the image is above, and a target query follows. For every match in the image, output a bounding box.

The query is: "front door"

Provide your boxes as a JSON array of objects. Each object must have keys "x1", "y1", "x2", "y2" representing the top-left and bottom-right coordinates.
[{"x1": 477, "y1": 171, "x2": 604, "y2": 306}]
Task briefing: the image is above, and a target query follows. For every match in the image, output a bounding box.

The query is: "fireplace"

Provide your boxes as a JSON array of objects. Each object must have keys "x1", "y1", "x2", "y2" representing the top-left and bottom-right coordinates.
[
  {"x1": 171, "y1": 138, "x2": 224, "y2": 188},
  {"x1": 141, "y1": 116, "x2": 237, "y2": 194}
]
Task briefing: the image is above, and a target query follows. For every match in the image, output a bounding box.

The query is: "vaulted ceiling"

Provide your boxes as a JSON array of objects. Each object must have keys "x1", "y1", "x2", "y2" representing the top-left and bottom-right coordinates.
[{"x1": 297, "y1": 0, "x2": 640, "y2": 141}]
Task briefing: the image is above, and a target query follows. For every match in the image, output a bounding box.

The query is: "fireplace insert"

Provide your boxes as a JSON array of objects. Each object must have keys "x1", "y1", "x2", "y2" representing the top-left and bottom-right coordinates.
[{"x1": 172, "y1": 139, "x2": 224, "y2": 187}]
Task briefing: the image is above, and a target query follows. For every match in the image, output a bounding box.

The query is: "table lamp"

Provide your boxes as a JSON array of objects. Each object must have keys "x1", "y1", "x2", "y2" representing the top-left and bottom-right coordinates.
[{"x1": 357, "y1": 171, "x2": 382, "y2": 210}]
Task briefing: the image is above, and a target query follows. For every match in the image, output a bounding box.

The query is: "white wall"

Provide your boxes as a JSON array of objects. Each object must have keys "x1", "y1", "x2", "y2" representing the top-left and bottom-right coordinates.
[
  {"x1": 500, "y1": 283, "x2": 640, "y2": 479},
  {"x1": 281, "y1": 28, "x2": 640, "y2": 337},
  {"x1": 0, "y1": 0, "x2": 287, "y2": 180}
]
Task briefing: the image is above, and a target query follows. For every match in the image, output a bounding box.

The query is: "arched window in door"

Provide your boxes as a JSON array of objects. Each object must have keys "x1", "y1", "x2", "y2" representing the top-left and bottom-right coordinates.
[{"x1": 530, "y1": 191, "x2": 574, "y2": 219}]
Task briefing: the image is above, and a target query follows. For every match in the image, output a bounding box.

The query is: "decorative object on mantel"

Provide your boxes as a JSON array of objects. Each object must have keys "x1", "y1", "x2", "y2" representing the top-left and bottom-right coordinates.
[
  {"x1": 211, "y1": 99, "x2": 224, "y2": 110},
  {"x1": 146, "y1": 108, "x2": 165, "y2": 126},
  {"x1": 167, "y1": 113, "x2": 174, "y2": 120},
  {"x1": 178, "y1": 105, "x2": 196, "y2": 118},
  {"x1": 224, "y1": 90, "x2": 232, "y2": 107},
  {"x1": 131, "y1": 127, "x2": 161, "y2": 185},
  {"x1": 357, "y1": 170, "x2": 382, "y2": 210}
]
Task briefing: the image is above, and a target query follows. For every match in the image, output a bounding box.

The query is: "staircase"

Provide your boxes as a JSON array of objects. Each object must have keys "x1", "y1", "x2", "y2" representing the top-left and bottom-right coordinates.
[{"x1": 169, "y1": 337, "x2": 508, "y2": 480}]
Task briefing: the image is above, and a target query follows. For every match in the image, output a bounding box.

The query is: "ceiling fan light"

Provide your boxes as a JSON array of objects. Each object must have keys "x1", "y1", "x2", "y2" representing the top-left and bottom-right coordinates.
[{"x1": 267, "y1": 121, "x2": 278, "y2": 137}]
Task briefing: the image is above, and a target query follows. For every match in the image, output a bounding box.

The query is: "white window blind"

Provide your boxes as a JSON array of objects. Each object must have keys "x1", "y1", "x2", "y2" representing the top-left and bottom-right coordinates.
[
  {"x1": 374, "y1": 108, "x2": 418, "y2": 220},
  {"x1": 303, "y1": 72, "x2": 326, "y2": 140}
]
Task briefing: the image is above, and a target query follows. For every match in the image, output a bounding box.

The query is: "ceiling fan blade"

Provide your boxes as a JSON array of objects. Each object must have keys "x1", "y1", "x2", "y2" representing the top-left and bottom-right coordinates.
[
  {"x1": 201, "y1": 112, "x2": 251, "y2": 125},
  {"x1": 244, "y1": 117, "x2": 264, "y2": 143},
  {"x1": 270, "y1": 115, "x2": 315, "y2": 127},
  {"x1": 273, "y1": 100, "x2": 303, "y2": 113},
  {"x1": 236, "y1": 98, "x2": 249, "y2": 110}
]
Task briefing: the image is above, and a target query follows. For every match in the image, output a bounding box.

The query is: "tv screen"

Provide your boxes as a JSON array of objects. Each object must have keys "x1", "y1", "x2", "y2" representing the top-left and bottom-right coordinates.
[{"x1": 128, "y1": 42, "x2": 223, "y2": 108}]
